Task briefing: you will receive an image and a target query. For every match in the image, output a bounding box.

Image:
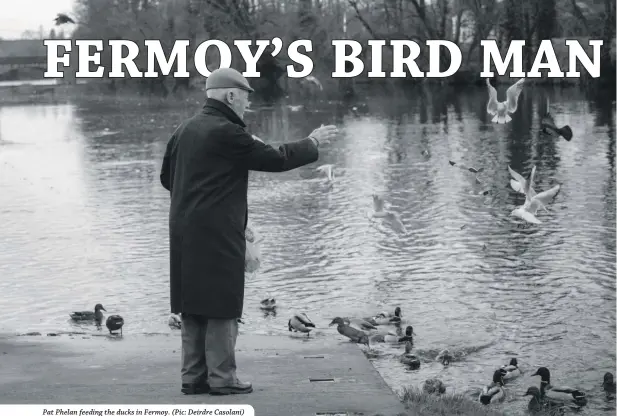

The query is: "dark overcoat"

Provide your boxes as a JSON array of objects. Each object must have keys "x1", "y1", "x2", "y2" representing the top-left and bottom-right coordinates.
[{"x1": 159, "y1": 98, "x2": 319, "y2": 318}]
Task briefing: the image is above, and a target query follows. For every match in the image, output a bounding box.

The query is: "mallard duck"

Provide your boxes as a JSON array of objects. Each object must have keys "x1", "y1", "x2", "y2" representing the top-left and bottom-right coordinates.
[
  {"x1": 367, "y1": 307, "x2": 402, "y2": 325},
  {"x1": 105, "y1": 315, "x2": 124, "y2": 335},
  {"x1": 524, "y1": 386, "x2": 566, "y2": 414},
  {"x1": 168, "y1": 314, "x2": 181, "y2": 329},
  {"x1": 70, "y1": 304, "x2": 105, "y2": 324},
  {"x1": 399, "y1": 341, "x2": 420, "y2": 369},
  {"x1": 501, "y1": 358, "x2": 521, "y2": 381},
  {"x1": 382, "y1": 306, "x2": 403, "y2": 319},
  {"x1": 371, "y1": 325, "x2": 414, "y2": 344},
  {"x1": 541, "y1": 97, "x2": 573, "y2": 141},
  {"x1": 288, "y1": 313, "x2": 315, "y2": 336},
  {"x1": 329, "y1": 317, "x2": 369, "y2": 345},
  {"x1": 603, "y1": 372, "x2": 616, "y2": 398},
  {"x1": 342, "y1": 317, "x2": 376, "y2": 331},
  {"x1": 436, "y1": 349, "x2": 453, "y2": 366},
  {"x1": 423, "y1": 378, "x2": 446, "y2": 395},
  {"x1": 260, "y1": 298, "x2": 276, "y2": 311},
  {"x1": 486, "y1": 77, "x2": 525, "y2": 124},
  {"x1": 479, "y1": 369, "x2": 506, "y2": 405},
  {"x1": 531, "y1": 367, "x2": 587, "y2": 407}
]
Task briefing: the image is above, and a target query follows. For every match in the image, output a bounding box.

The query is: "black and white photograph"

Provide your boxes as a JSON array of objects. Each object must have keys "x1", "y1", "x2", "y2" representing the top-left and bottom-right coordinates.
[{"x1": 0, "y1": 0, "x2": 615, "y2": 415}]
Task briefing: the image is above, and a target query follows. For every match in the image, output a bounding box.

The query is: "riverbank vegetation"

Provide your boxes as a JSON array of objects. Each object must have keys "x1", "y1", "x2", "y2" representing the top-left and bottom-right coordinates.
[
  {"x1": 398, "y1": 387, "x2": 563, "y2": 416},
  {"x1": 54, "y1": 0, "x2": 614, "y2": 100}
]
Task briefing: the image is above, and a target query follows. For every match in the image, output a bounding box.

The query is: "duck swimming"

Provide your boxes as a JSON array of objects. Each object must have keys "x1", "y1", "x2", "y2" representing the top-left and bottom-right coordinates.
[
  {"x1": 423, "y1": 378, "x2": 446, "y2": 395},
  {"x1": 168, "y1": 314, "x2": 181, "y2": 329},
  {"x1": 531, "y1": 367, "x2": 587, "y2": 407},
  {"x1": 524, "y1": 386, "x2": 565, "y2": 414},
  {"x1": 486, "y1": 77, "x2": 525, "y2": 124},
  {"x1": 603, "y1": 372, "x2": 616, "y2": 398},
  {"x1": 479, "y1": 369, "x2": 506, "y2": 405},
  {"x1": 366, "y1": 307, "x2": 402, "y2": 325},
  {"x1": 260, "y1": 298, "x2": 276, "y2": 311},
  {"x1": 70, "y1": 304, "x2": 105, "y2": 325},
  {"x1": 105, "y1": 315, "x2": 124, "y2": 335},
  {"x1": 371, "y1": 325, "x2": 414, "y2": 344},
  {"x1": 501, "y1": 358, "x2": 521, "y2": 381},
  {"x1": 329, "y1": 317, "x2": 369, "y2": 345},
  {"x1": 288, "y1": 313, "x2": 315, "y2": 336},
  {"x1": 399, "y1": 341, "x2": 420, "y2": 369},
  {"x1": 436, "y1": 349, "x2": 453, "y2": 366}
]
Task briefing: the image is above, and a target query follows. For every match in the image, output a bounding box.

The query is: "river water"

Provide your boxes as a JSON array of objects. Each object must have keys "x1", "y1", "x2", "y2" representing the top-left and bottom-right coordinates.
[{"x1": 0, "y1": 84, "x2": 614, "y2": 415}]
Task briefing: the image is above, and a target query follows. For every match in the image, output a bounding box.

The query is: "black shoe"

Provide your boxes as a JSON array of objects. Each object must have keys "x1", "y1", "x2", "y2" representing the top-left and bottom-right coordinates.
[
  {"x1": 209, "y1": 381, "x2": 253, "y2": 395},
  {"x1": 181, "y1": 382, "x2": 210, "y2": 395}
]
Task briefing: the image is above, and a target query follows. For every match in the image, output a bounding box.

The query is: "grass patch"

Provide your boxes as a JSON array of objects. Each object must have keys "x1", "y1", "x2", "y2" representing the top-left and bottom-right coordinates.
[
  {"x1": 399, "y1": 387, "x2": 503, "y2": 416},
  {"x1": 397, "y1": 386, "x2": 563, "y2": 416}
]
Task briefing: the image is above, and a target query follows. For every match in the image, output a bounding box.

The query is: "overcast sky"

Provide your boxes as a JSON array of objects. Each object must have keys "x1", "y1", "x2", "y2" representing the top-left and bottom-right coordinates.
[{"x1": 1, "y1": 0, "x2": 76, "y2": 39}]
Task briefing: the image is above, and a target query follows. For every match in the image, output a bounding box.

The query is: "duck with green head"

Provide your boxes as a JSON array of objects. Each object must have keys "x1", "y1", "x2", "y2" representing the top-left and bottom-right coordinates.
[
  {"x1": 70, "y1": 303, "x2": 105, "y2": 326},
  {"x1": 329, "y1": 317, "x2": 369, "y2": 346},
  {"x1": 531, "y1": 367, "x2": 587, "y2": 407},
  {"x1": 479, "y1": 369, "x2": 506, "y2": 405}
]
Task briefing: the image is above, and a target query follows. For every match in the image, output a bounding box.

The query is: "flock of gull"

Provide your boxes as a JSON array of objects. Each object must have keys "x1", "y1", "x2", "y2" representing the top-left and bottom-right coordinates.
[
  {"x1": 295, "y1": 77, "x2": 573, "y2": 235},
  {"x1": 61, "y1": 67, "x2": 611, "y2": 412}
]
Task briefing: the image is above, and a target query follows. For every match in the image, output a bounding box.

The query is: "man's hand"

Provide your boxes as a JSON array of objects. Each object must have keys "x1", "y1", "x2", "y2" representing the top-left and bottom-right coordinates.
[{"x1": 309, "y1": 124, "x2": 338, "y2": 146}]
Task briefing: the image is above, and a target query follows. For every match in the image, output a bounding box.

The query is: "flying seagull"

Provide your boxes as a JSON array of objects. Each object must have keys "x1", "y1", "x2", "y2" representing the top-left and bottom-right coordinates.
[{"x1": 486, "y1": 78, "x2": 525, "y2": 124}]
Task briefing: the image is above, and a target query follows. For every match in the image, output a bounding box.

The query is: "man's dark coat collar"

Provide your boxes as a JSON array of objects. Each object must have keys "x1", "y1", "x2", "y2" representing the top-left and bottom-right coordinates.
[{"x1": 202, "y1": 98, "x2": 246, "y2": 128}]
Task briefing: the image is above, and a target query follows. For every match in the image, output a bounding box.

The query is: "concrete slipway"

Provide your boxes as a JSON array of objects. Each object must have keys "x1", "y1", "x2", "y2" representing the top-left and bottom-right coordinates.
[{"x1": 0, "y1": 332, "x2": 409, "y2": 416}]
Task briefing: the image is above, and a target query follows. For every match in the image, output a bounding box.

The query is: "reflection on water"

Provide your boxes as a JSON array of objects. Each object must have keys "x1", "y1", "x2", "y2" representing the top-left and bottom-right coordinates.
[{"x1": 0, "y1": 85, "x2": 615, "y2": 415}]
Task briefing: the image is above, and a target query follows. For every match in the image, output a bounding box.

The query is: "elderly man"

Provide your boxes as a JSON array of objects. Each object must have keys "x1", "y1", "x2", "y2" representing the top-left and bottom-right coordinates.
[{"x1": 159, "y1": 67, "x2": 338, "y2": 396}]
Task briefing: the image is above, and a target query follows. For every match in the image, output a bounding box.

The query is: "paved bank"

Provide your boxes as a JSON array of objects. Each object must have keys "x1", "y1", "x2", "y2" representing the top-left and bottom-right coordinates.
[{"x1": 0, "y1": 332, "x2": 408, "y2": 416}]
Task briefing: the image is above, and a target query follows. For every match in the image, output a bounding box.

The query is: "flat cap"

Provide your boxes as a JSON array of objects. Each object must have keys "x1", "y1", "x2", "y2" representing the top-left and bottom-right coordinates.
[{"x1": 206, "y1": 67, "x2": 254, "y2": 93}]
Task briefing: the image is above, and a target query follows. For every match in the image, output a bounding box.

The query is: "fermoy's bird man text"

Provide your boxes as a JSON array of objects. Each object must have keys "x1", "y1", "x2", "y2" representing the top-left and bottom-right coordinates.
[{"x1": 43, "y1": 37, "x2": 604, "y2": 79}]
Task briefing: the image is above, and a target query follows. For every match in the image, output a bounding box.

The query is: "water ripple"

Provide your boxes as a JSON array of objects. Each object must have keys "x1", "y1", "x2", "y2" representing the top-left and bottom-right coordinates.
[{"x1": 0, "y1": 90, "x2": 615, "y2": 415}]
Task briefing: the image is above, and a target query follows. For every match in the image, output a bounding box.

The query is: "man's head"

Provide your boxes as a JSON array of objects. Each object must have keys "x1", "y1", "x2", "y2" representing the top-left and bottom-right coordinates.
[{"x1": 205, "y1": 67, "x2": 254, "y2": 119}]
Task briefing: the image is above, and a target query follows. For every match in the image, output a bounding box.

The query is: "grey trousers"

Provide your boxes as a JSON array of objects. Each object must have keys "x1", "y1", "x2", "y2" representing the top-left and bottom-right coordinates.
[{"x1": 180, "y1": 313, "x2": 239, "y2": 388}]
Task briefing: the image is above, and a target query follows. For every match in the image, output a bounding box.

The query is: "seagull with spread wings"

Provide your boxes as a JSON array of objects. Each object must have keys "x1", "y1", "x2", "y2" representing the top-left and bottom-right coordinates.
[{"x1": 486, "y1": 78, "x2": 525, "y2": 124}]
